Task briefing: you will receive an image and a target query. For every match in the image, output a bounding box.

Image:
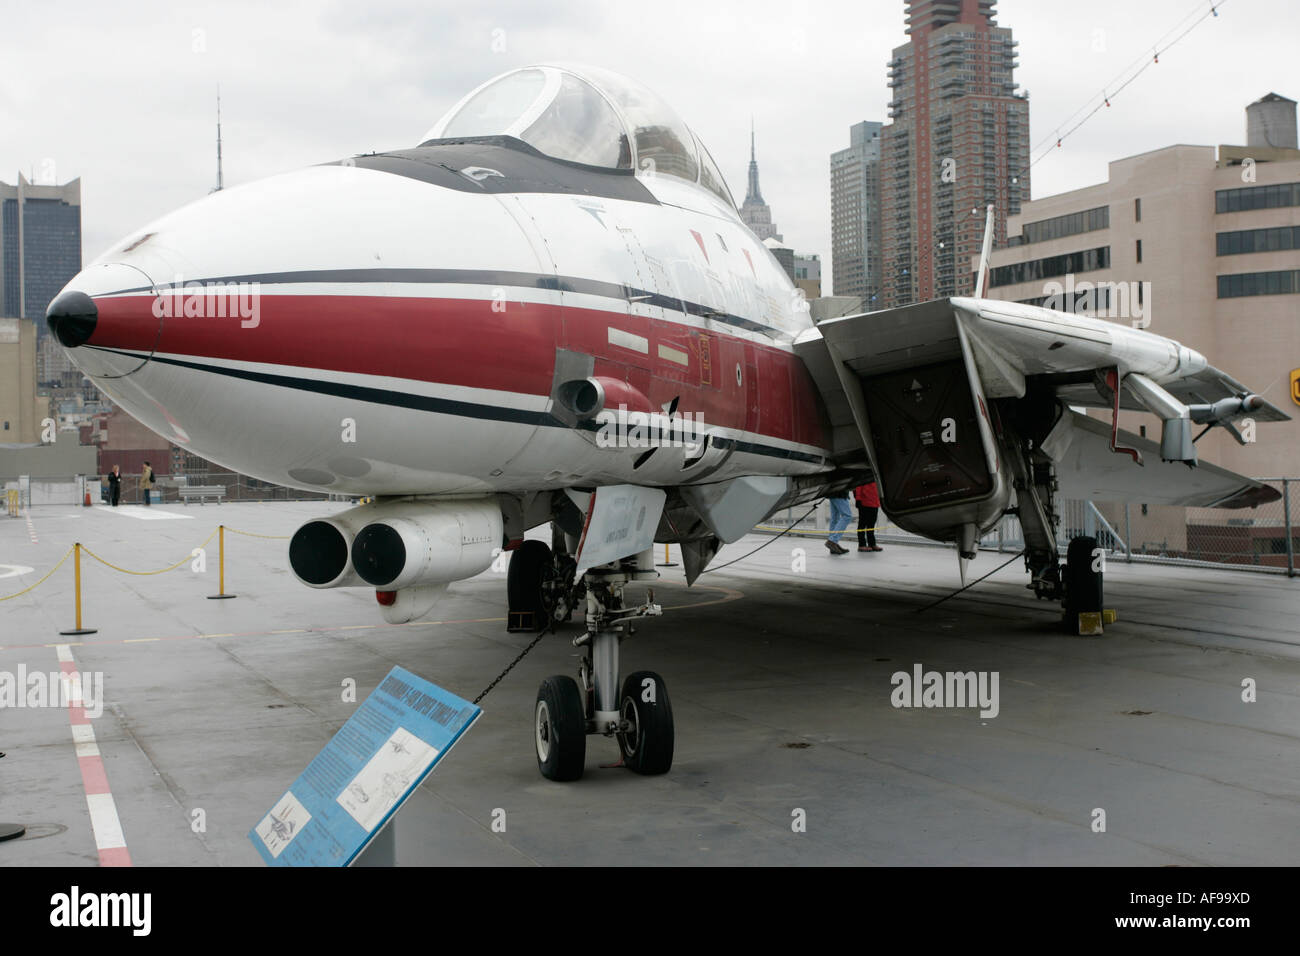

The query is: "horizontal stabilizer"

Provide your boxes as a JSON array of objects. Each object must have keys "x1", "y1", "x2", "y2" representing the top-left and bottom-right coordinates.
[{"x1": 1047, "y1": 410, "x2": 1279, "y2": 508}]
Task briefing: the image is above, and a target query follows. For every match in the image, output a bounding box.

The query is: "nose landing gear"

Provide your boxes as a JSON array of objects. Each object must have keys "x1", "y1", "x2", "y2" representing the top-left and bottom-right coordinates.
[{"x1": 532, "y1": 554, "x2": 671, "y2": 781}]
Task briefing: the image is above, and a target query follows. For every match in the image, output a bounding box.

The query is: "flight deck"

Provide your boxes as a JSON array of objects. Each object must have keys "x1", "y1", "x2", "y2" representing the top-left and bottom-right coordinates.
[{"x1": 2, "y1": 501, "x2": 1298, "y2": 866}]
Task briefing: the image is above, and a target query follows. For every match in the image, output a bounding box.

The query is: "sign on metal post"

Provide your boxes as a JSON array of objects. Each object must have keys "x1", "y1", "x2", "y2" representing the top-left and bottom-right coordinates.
[{"x1": 249, "y1": 666, "x2": 480, "y2": 867}]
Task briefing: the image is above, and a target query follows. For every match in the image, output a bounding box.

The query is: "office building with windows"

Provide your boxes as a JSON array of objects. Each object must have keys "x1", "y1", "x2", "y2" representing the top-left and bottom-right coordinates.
[
  {"x1": 1, "y1": 173, "x2": 82, "y2": 323},
  {"x1": 831, "y1": 121, "x2": 883, "y2": 304},
  {"x1": 985, "y1": 94, "x2": 1300, "y2": 485}
]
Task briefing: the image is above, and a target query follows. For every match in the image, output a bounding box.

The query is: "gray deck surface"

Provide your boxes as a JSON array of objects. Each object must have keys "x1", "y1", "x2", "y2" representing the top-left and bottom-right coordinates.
[{"x1": 2, "y1": 501, "x2": 1297, "y2": 866}]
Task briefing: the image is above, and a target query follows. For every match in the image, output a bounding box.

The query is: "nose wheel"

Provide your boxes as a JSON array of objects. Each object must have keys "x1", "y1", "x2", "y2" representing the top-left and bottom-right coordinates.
[
  {"x1": 534, "y1": 675, "x2": 586, "y2": 781},
  {"x1": 616, "y1": 670, "x2": 673, "y2": 775}
]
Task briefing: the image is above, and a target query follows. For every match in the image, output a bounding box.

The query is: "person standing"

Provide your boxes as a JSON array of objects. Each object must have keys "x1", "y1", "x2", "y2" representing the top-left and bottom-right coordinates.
[
  {"x1": 140, "y1": 460, "x2": 155, "y2": 506},
  {"x1": 107, "y1": 465, "x2": 121, "y2": 507},
  {"x1": 825, "y1": 491, "x2": 853, "y2": 555},
  {"x1": 855, "y1": 481, "x2": 883, "y2": 552}
]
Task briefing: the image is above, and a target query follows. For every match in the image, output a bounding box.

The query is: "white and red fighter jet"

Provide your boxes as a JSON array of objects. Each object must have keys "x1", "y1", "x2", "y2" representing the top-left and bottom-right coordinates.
[{"x1": 47, "y1": 64, "x2": 1287, "y2": 779}]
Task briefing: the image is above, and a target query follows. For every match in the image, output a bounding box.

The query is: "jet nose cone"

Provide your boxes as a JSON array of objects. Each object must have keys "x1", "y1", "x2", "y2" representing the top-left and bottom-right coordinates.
[{"x1": 46, "y1": 290, "x2": 98, "y2": 348}]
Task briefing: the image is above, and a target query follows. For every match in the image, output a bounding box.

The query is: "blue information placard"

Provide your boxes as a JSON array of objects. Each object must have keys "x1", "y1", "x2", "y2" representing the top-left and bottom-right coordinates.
[{"x1": 249, "y1": 666, "x2": 480, "y2": 866}]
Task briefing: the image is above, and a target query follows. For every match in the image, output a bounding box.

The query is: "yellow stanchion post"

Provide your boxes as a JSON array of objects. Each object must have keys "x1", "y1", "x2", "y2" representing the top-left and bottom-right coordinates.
[
  {"x1": 208, "y1": 524, "x2": 237, "y2": 600},
  {"x1": 59, "y1": 542, "x2": 97, "y2": 636},
  {"x1": 656, "y1": 541, "x2": 678, "y2": 568}
]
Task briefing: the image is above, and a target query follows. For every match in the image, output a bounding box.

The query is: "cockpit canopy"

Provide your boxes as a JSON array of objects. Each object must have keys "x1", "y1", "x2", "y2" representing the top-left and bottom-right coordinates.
[{"x1": 423, "y1": 64, "x2": 736, "y2": 208}]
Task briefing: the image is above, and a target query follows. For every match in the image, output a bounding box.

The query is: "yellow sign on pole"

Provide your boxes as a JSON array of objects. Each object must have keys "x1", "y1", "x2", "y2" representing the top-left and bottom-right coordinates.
[{"x1": 1291, "y1": 368, "x2": 1300, "y2": 407}]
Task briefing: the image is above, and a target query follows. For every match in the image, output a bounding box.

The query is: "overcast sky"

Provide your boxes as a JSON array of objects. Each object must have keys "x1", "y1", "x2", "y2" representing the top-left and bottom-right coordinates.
[{"x1": 2, "y1": 0, "x2": 1296, "y2": 289}]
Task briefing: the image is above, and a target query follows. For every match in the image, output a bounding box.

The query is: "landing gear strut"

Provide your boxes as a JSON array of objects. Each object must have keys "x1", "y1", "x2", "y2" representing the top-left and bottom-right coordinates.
[{"x1": 533, "y1": 551, "x2": 671, "y2": 781}]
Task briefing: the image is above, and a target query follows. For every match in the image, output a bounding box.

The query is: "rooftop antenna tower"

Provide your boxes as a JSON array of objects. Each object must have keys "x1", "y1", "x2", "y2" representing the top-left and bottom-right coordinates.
[{"x1": 212, "y1": 87, "x2": 224, "y2": 193}]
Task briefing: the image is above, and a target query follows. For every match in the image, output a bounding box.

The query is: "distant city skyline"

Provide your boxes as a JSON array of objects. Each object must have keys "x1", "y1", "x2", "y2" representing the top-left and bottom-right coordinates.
[{"x1": 2, "y1": 0, "x2": 1296, "y2": 292}]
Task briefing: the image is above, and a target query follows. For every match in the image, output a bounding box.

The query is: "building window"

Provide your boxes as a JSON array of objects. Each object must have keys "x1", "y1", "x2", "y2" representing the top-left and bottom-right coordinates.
[
  {"x1": 1216, "y1": 225, "x2": 1300, "y2": 256},
  {"x1": 989, "y1": 246, "x2": 1111, "y2": 288},
  {"x1": 1015, "y1": 205, "x2": 1109, "y2": 244},
  {"x1": 1136, "y1": 239, "x2": 1142, "y2": 264},
  {"x1": 1215, "y1": 182, "x2": 1300, "y2": 213},
  {"x1": 1216, "y1": 269, "x2": 1300, "y2": 298},
  {"x1": 1134, "y1": 197, "x2": 1141, "y2": 222}
]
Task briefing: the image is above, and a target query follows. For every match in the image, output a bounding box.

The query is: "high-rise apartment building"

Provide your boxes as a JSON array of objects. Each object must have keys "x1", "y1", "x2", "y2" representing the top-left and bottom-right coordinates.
[
  {"x1": 739, "y1": 129, "x2": 782, "y2": 242},
  {"x1": 830, "y1": 120, "x2": 884, "y2": 303},
  {"x1": 879, "y1": 0, "x2": 1029, "y2": 307}
]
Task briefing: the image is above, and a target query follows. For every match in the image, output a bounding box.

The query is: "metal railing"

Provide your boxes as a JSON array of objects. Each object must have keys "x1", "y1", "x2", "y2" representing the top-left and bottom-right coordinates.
[
  {"x1": 3, "y1": 471, "x2": 335, "y2": 508},
  {"x1": 767, "y1": 478, "x2": 1299, "y2": 578},
  {"x1": 9, "y1": 470, "x2": 1296, "y2": 578}
]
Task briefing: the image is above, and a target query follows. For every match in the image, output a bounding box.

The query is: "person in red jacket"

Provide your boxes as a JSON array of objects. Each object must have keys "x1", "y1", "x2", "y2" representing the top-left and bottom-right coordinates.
[{"x1": 854, "y1": 482, "x2": 883, "y2": 552}]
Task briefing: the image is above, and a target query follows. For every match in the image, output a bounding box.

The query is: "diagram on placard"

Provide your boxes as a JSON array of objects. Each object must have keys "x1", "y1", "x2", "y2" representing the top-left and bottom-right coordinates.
[
  {"x1": 336, "y1": 727, "x2": 438, "y2": 832},
  {"x1": 255, "y1": 791, "x2": 312, "y2": 859}
]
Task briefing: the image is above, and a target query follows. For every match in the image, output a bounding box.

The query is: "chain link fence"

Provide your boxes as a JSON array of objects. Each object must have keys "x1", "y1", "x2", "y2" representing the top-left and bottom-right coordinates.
[
  {"x1": 766, "y1": 478, "x2": 1298, "y2": 577},
  {"x1": 3, "y1": 471, "x2": 340, "y2": 507}
]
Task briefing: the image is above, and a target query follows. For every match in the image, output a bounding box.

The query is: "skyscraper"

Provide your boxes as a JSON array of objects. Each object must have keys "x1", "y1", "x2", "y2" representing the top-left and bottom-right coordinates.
[
  {"x1": 740, "y1": 126, "x2": 782, "y2": 242},
  {"x1": 1, "y1": 173, "x2": 82, "y2": 323},
  {"x1": 830, "y1": 121, "x2": 884, "y2": 303},
  {"x1": 879, "y1": 0, "x2": 1029, "y2": 307}
]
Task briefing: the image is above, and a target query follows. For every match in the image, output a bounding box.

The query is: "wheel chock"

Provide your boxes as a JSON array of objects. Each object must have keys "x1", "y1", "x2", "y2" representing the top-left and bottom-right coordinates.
[
  {"x1": 507, "y1": 610, "x2": 538, "y2": 632},
  {"x1": 1102, "y1": 609, "x2": 1117, "y2": 625},
  {"x1": 1077, "y1": 611, "x2": 1104, "y2": 636}
]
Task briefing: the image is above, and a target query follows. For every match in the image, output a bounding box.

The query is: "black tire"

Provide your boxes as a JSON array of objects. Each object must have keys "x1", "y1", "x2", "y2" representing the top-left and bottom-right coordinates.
[
  {"x1": 1064, "y1": 534, "x2": 1104, "y2": 621},
  {"x1": 507, "y1": 540, "x2": 552, "y2": 632},
  {"x1": 535, "y1": 675, "x2": 586, "y2": 781},
  {"x1": 617, "y1": 670, "x2": 674, "y2": 775}
]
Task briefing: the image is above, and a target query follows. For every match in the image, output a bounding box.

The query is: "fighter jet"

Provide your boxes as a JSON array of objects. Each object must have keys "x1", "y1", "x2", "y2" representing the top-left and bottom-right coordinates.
[{"x1": 46, "y1": 63, "x2": 1287, "y2": 781}]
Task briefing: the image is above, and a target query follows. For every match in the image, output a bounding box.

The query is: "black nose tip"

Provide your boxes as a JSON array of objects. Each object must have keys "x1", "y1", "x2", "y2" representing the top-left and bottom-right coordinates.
[{"x1": 46, "y1": 290, "x2": 98, "y2": 348}]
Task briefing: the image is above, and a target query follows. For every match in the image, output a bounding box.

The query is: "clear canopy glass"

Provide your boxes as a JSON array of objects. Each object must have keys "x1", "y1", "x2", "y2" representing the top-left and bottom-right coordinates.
[{"x1": 425, "y1": 64, "x2": 735, "y2": 207}]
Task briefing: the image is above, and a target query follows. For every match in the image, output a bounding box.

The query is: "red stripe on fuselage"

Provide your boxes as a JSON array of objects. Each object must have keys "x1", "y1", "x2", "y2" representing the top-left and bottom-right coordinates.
[{"x1": 87, "y1": 292, "x2": 831, "y2": 449}]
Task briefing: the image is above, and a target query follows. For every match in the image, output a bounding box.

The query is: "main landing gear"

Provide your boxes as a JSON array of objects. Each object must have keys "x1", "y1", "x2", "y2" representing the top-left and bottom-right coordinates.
[{"x1": 510, "y1": 538, "x2": 673, "y2": 781}]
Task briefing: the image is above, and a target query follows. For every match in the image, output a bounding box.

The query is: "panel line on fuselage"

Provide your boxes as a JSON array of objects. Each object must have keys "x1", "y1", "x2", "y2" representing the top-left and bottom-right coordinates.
[{"x1": 87, "y1": 267, "x2": 791, "y2": 341}]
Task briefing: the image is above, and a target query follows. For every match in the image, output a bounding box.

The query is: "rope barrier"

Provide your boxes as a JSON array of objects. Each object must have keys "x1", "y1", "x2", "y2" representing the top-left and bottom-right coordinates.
[
  {"x1": 0, "y1": 547, "x2": 74, "y2": 601},
  {"x1": 223, "y1": 526, "x2": 290, "y2": 540},
  {"x1": 0, "y1": 520, "x2": 282, "y2": 608},
  {"x1": 80, "y1": 527, "x2": 220, "y2": 576}
]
